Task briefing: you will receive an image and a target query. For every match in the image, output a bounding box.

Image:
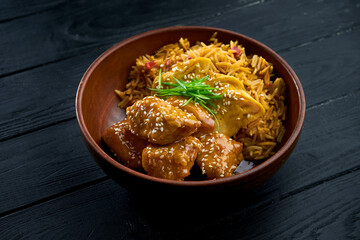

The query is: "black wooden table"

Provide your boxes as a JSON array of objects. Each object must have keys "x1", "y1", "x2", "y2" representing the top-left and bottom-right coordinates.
[{"x1": 1, "y1": 0, "x2": 359, "y2": 239}]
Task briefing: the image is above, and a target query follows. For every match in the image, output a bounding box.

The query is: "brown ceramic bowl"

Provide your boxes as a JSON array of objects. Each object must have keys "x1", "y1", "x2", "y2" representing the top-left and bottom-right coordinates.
[{"x1": 76, "y1": 26, "x2": 305, "y2": 195}]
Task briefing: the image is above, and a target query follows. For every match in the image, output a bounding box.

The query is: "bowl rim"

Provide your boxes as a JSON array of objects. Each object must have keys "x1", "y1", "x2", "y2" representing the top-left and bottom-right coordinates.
[{"x1": 76, "y1": 25, "x2": 306, "y2": 187}]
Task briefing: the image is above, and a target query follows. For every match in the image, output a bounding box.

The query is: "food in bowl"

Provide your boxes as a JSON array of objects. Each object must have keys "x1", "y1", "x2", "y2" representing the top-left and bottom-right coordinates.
[{"x1": 102, "y1": 33, "x2": 286, "y2": 181}]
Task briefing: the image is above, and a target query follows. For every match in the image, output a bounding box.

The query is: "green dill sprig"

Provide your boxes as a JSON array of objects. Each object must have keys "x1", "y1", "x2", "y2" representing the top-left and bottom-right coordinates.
[{"x1": 149, "y1": 70, "x2": 224, "y2": 128}]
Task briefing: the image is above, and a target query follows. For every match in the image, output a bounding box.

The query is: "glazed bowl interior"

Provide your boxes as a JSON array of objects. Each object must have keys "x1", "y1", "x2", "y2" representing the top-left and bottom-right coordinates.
[{"x1": 76, "y1": 26, "x2": 305, "y2": 191}]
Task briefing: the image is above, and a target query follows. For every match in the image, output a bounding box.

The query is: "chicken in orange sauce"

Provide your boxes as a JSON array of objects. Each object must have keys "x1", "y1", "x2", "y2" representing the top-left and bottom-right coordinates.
[
  {"x1": 166, "y1": 96, "x2": 215, "y2": 136},
  {"x1": 102, "y1": 120, "x2": 148, "y2": 169},
  {"x1": 196, "y1": 132, "x2": 243, "y2": 179},
  {"x1": 142, "y1": 136, "x2": 202, "y2": 180},
  {"x1": 126, "y1": 96, "x2": 201, "y2": 145}
]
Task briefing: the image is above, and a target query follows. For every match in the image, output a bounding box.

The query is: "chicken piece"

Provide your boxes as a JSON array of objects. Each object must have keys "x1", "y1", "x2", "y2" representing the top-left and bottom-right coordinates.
[
  {"x1": 142, "y1": 136, "x2": 202, "y2": 180},
  {"x1": 205, "y1": 74, "x2": 265, "y2": 137},
  {"x1": 166, "y1": 96, "x2": 215, "y2": 135},
  {"x1": 196, "y1": 132, "x2": 243, "y2": 179},
  {"x1": 126, "y1": 96, "x2": 201, "y2": 145},
  {"x1": 102, "y1": 120, "x2": 148, "y2": 169}
]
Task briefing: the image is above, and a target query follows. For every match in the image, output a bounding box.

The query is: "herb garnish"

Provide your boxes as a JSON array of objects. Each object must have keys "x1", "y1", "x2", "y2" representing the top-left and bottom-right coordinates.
[{"x1": 149, "y1": 69, "x2": 224, "y2": 128}]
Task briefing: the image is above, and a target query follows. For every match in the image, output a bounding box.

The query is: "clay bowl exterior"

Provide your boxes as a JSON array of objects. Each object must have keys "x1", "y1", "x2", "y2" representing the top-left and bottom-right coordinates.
[{"x1": 76, "y1": 26, "x2": 305, "y2": 195}]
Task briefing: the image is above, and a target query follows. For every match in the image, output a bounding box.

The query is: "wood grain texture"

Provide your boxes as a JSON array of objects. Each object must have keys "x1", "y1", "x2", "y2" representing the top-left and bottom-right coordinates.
[
  {"x1": 0, "y1": 0, "x2": 253, "y2": 77},
  {"x1": 0, "y1": 0, "x2": 358, "y2": 77},
  {"x1": 177, "y1": 171, "x2": 360, "y2": 240},
  {"x1": 0, "y1": 0, "x2": 65, "y2": 22},
  {"x1": 0, "y1": 47, "x2": 108, "y2": 141},
  {"x1": 0, "y1": 165, "x2": 358, "y2": 239},
  {"x1": 0, "y1": 120, "x2": 105, "y2": 213}
]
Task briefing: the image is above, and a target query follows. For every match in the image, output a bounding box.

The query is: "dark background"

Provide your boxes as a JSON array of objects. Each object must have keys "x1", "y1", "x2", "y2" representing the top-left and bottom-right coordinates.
[{"x1": 0, "y1": 0, "x2": 359, "y2": 239}]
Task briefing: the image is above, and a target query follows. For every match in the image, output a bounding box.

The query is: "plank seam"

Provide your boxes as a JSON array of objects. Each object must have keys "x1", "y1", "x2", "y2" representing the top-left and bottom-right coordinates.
[
  {"x1": 0, "y1": 176, "x2": 110, "y2": 219},
  {"x1": 279, "y1": 164, "x2": 360, "y2": 201},
  {"x1": 277, "y1": 23, "x2": 360, "y2": 54},
  {"x1": 181, "y1": 164, "x2": 360, "y2": 236},
  {"x1": 0, "y1": 116, "x2": 76, "y2": 143},
  {"x1": 0, "y1": 0, "x2": 262, "y2": 79},
  {"x1": 184, "y1": 0, "x2": 267, "y2": 25},
  {"x1": 0, "y1": 2, "x2": 358, "y2": 81},
  {"x1": 0, "y1": 163, "x2": 359, "y2": 220},
  {"x1": 0, "y1": 55, "x2": 83, "y2": 79},
  {"x1": 306, "y1": 88, "x2": 360, "y2": 111},
  {"x1": 0, "y1": 1, "x2": 66, "y2": 24}
]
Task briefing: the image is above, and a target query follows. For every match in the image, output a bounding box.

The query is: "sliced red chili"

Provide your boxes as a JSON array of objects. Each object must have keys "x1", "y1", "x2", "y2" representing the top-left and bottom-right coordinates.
[
  {"x1": 231, "y1": 46, "x2": 241, "y2": 56},
  {"x1": 165, "y1": 59, "x2": 172, "y2": 66},
  {"x1": 145, "y1": 61, "x2": 156, "y2": 70}
]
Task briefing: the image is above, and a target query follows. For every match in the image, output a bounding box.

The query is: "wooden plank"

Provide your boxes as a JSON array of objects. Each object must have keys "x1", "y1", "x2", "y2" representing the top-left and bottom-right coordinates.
[
  {"x1": 0, "y1": 47, "x2": 108, "y2": 141},
  {"x1": 0, "y1": 85, "x2": 359, "y2": 217},
  {"x1": 0, "y1": 119, "x2": 106, "y2": 213},
  {"x1": 0, "y1": 28, "x2": 358, "y2": 142},
  {"x1": 0, "y1": 162, "x2": 358, "y2": 239},
  {"x1": 0, "y1": 0, "x2": 254, "y2": 77},
  {"x1": 209, "y1": 0, "x2": 360, "y2": 52},
  {"x1": 0, "y1": 0, "x2": 358, "y2": 77},
  {"x1": 178, "y1": 171, "x2": 360, "y2": 240},
  {"x1": 281, "y1": 31, "x2": 360, "y2": 110},
  {"x1": 0, "y1": 0, "x2": 65, "y2": 22}
]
